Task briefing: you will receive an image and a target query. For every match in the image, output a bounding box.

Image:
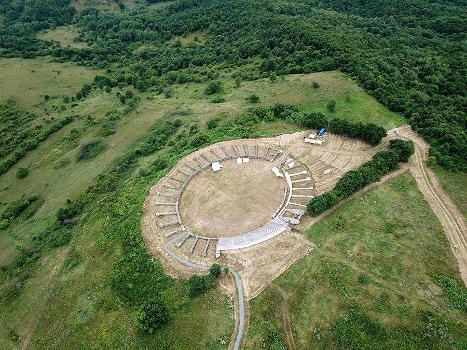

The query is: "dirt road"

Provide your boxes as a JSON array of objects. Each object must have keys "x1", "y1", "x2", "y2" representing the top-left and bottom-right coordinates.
[{"x1": 396, "y1": 126, "x2": 467, "y2": 286}]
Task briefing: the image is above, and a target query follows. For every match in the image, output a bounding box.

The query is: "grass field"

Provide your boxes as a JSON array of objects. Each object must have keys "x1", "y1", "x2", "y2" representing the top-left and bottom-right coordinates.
[
  {"x1": 0, "y1": 57, "x2": 99, "y2": 107},
  {"x1": 245, "y1": 172, "x2": 467, "y2": 349},
  {"x1": 0, "y1": 68, "x2": 423, "y2": 349},
  {"x1": 37, "y1": 26, "x2": 87, "y2": 48}
]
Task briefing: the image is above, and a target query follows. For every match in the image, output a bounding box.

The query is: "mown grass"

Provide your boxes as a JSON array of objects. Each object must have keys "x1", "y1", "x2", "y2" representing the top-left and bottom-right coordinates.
[{"x1": 246, "y1": 172, "x2": 467, "y2": 349}]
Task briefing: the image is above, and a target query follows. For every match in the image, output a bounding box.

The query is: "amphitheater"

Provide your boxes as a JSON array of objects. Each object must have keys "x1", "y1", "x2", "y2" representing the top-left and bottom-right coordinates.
[{"x1": 142, "y1": 130, "x2": 374, "y2": 269}]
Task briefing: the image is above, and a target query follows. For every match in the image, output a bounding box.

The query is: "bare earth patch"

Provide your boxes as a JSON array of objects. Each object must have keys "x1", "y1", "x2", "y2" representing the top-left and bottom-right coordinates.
[{"x1": 181, "y1": 160, "x2": 286, "y2": 237}]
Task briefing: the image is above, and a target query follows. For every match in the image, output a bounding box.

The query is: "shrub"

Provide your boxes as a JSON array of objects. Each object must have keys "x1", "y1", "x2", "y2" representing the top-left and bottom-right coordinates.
[
  {"x1": 207, "y1": 117, "x2": 221, "y2": 130},
  {"x1": 1, "y1": 195, "x2": 39, "y2": 220},
  {"x1": 210, "y1": 95, "x2": 225, "y2": 103},
  {"x1": 136, "y1": 298, "x2": 170, "y2": 333},
  {"x1": 426, "y1": 155, "x2": 436, "y2": 167},
  {"x1": 307, "y1": 192, "x2": 338, "y2": 216},
  {"x1": 299, "y1": 112, "x2": 328, "y2": 129},
  {"x1": 246, "y1": 94, "x2": 260, "y2": 103},
  {"x1": 334, "y1": 170, "x2": 365, "y2": 198},
  {"x1": 327, "y1": 99, "x2": 336, "y2": 112},
  {"x1": 16, "y1": 167, "x2": 29, "y2": 179},
  {"x1": 191, "y1": 134, "x2": 209, "y2": 148},
  {"x1": 307, "y1": 139, "x2": 411, "y2": 216},
  {"x1": 188, "y1": 274, "x2": 214, "y2": 298},
  {"x1": 76, "y1": 140, "x2": 107, "y2": 161},
  {"x1": 389, "y1": 139, "x2": 415, "y2": 162},
  {"x1": 210, "y1": 264, "x2": 222, "y2": 278},
  {"x1": 312, "y1": 82, "x2": 320, "y2": 88},
  {"x1": 205, "y1": 81, "x2": 222, "y2": 95}
]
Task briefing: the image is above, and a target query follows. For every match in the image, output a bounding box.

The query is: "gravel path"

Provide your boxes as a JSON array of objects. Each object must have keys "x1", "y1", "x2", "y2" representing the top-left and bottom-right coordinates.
[{"x1": 164, "y1": 234, "x2": 246, "y2": 350}]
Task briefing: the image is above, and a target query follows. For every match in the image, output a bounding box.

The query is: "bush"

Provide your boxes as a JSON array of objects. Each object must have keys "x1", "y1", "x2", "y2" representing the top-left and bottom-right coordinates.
[
  {"x1": 210, "y1": 264, "x2": 222, "y2": 278},
  {"x1": 299, "y1": 112, "x2": 328, "y2": 129},
  {"x1": 188, "y1": 274, "x2": 214, "y2": 298},
  {"x1": 334, "y1": 170, "x2": 365, "y2": 198},
  {"x1": 191, "y1": 134, "x2": 209, "y2": 148},
  {"x1": 246, "y1": 94, "x2": 260, "y2": 103},
  {"x1": 76, "y1": 140, "x2": 107, "y2": 161},
  {"x1": 307, "y1": 192, "x2": 338, "y2": 216},
  {"x1": 136, "y1": 298, "x2": 170, "y2": 333},
  {"x1": 426, "y1": 155, "x2": 436, "y2": 167},
  {"x1": 327, "y1": 99, "x2": 336, "y2": 112},
  {"x1": 389, "y1": 139, "x2": 415, "y2": 162},
  {"x1": 205, "y1": 81, "x2": 222, "y2": 95},
  {"x1": 16, "y1": 167, "x2": 29, "y2": 179},
  {"x1": 312, "y1": 82, "x2": 320, "y2": 88},
  {"x1": 1, "y1": 195, "x2": 39, "y2": 220}
]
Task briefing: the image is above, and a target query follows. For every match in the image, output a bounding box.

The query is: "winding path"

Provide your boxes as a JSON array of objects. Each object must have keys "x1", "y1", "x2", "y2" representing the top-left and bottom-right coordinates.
[{"x1": 164, "y1": 234, "x2": 246, "y2": 350}]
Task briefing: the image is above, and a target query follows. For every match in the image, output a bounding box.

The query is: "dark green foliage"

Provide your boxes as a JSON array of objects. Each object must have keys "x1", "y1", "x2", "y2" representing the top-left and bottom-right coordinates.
[
  {"x1": 1, "y1": 0, "x2": 465, "y2": 169},
  {"x1": 136, "y1": 298, "x2": 170, "y2": 333},
  {"x1": 334, "y1": 170, "x2": 365, "y2": 199},
  {"x1": 327, "y1": 99, "x2": 336, "y2": 112},
  {"x1": 389, "y1": 139, "x2": 415, "y2": 163},
  {"x1": 206, "y1": 117, "x2": 220, "y2": 130},
  {"x1": 1, "y1": 195, "x2": 39, "y2": 220},
  {"x1": 308, "y1": 140, "x2": 414, "y2": 216},
  {"x1": 205, "y1": 81, "x2": 222, "y2": 95},
  {"x1": 329, "y1": 118, "x2": 386, "y2": 146},
  {"x1": 431, "y1": 274, "x2": 467, "y2": 312},
  {"x1": 191, "y1": 133, "x2": 209, "y2": 148},
  {"x1": 299, "y1": 112, "x2": 328, "y2": 129},
  {"x1": 246, "y1": 94, "x2": 260, "y2": 103},
  {"x1": 307, "y1": 192, "x2": 338, "y2": 216},
  {"x1": 312, "y1": 82, "x2": 319, "y2": 89},
  {"x1": 111, "y1": 248, "x2": 172, "y2": 306},
  {"x1": 76, "y1": 140, "x2": 107, "y2": 161},
  {"x1": 188, "y1": 274, "x2": 215, "y2": 298},
  {"x1": 15, "y1": 167, "x2": 29, "y2": 179},
  {"x1": 209, "y1": 264, "x2": 222, "y2": 278}
]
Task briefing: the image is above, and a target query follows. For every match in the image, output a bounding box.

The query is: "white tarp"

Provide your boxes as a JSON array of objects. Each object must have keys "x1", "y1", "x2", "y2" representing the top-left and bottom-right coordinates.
[{"x1": 212, "y1": 161, "x2": 222, "y2": 172}]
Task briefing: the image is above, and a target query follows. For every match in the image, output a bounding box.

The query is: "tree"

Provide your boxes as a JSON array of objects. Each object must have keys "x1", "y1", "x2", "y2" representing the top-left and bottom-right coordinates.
[
  {"x1": 327, "y1": 99, "x2": 336, "y2": 112},
  {"x1": 136, "y1": 298, "x2": 169, "y2": 333}
]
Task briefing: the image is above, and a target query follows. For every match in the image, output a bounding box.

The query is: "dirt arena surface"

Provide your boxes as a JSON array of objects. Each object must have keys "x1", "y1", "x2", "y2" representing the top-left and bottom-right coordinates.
[{"x1": 180, "y1": 159, "x2": 286, "y2": 237}]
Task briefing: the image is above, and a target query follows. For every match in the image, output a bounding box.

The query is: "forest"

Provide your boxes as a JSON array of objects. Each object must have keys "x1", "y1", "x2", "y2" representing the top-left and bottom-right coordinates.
[{"x1": 0, "y1": 0, "x2": 465, "y2": 171}]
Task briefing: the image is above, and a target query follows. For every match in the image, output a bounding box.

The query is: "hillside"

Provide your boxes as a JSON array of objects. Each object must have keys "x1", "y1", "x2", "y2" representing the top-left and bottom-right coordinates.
[{"x1": 0, "y1": 1, "x2": 465, "y2": 349}]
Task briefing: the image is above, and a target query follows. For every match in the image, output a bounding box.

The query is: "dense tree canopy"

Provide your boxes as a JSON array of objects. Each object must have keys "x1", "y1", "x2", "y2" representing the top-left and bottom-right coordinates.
[{"x1": 0, "y1": 0, "x2": 465, "y2": 170}]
